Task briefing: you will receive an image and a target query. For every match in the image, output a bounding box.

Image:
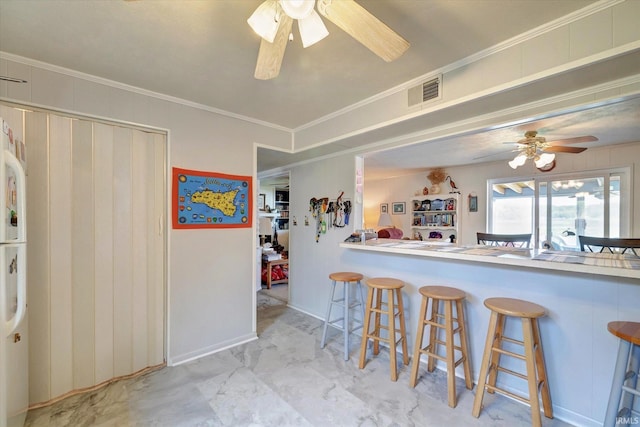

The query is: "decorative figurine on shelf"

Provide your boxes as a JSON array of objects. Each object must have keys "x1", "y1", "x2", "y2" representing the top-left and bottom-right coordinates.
[
  {"x1": 427, "y1": 168, "x2": 446, "y2": 194},
  {"x1": 445, "y1": 175, "x2": 461, "y2": 194},
  {"x1": 422, "y1": 186, "x2": 429, "y2": 195}
]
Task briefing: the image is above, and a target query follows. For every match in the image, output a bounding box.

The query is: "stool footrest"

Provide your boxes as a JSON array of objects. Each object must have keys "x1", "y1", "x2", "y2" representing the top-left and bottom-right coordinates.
[
  {"x1": 326, "y1": 318, "x2": 363, "y2": 331},
  {"x1": 499, "y1": 335, "x2": 524, "y2": 346},
  {"x1": 621, "y1": 384, "x2": 640, "y2": 397},
  {"x1": 491, "y1": 346, "x2": 526, "y2": 361},
  {"x1": 420, "y1": 340, "x2": 463, "y2": 360},
  {"x1": 423, "y1": 319, "x2": 462, "y2": 331},
  {"x1": 370, "y1": 307, "x2": 400, "y2": 316},
  {"x1": 492, "y1": 364, "x2": 528, "y2": 381},
  {"x1": 420, "y1": 346, "x2": 467, "y2": 367},
  {"x1": 484, "y1": 384, "x2": 530, "y2": 405}
]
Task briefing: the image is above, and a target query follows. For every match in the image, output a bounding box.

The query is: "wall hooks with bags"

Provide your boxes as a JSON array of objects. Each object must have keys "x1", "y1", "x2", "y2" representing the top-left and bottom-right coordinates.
[{"x1": 308, "y1": 191, "x2": 351, "y2": 242}]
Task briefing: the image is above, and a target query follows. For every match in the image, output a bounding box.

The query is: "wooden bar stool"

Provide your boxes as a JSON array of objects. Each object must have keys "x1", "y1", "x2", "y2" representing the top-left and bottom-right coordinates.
[
  {"x1": 605, "y1": 321, "x2": 640, "y2": 426},
  {"x1": 359, "y1": 277, "x2": 408, "y2": 381},
  {"x1": 409, "y1": 286, "x2": 473, "y2": 408},
  {"x1": 472, "y1": 297, "x2": 552, "y2": 427},
  {"x1": 320, "y1": 272, "x2": 365, "y2": 361}
]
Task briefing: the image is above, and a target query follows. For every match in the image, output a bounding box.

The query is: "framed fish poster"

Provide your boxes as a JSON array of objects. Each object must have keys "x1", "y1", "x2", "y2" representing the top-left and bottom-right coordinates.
[{"x1": 172, "y1": 167, "x2": 252, "y2": 229}]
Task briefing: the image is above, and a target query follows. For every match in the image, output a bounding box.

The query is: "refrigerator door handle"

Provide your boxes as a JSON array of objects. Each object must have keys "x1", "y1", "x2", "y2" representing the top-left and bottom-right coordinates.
[
  {"x1": 4, "y1": 149, "x2": 26, "y2": 242},
  {"x1": 3, "y1": 244, "x2": 26, "y2": 338}
]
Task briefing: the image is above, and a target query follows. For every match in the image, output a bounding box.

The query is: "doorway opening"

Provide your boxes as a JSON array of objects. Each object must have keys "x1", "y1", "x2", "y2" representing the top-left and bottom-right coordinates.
[{"x1": 258, "y1": 172, "x2": 290, "y2": 303}]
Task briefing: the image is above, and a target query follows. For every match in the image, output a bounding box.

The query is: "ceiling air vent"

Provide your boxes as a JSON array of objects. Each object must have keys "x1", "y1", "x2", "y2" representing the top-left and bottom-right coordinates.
[{"x1": 408, "y1": 76, "x2": 441, "y2": 107}]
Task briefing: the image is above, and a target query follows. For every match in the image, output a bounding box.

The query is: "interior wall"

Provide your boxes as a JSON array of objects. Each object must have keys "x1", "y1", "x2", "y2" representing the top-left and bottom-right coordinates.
[
  {"x1": 0, "y1": 57, "x2": 292, "y2": 366},
  {"x1": 364, "y1": 140, "x2": 640, "y2": 245},
  {"x1": 288, "y1": 155, "x2": 357, "y2": 318}
]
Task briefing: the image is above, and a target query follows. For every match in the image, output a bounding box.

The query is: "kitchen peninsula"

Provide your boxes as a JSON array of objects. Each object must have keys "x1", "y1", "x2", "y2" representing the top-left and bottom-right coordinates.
[
  {"x1": 340, "y1": 239, "x2": 640, "y2": 279},
  {"x1": 338, "y1": 239, "x2": 639, "y2": 426}
]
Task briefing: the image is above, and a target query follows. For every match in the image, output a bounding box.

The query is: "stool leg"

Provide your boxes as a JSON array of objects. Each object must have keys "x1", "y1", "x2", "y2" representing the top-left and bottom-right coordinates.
[
  {"x1": 487, "y1": 313, "x2": 506, "y2": 393},
  {"x1": 427, "y1": 299, "x2": 439, "y2": 373},
  {"x1": 444, "y1": 300, "x2": 457, "y2": 408},
  {"x1": 359, "y1": 286, "x2": 375, "y2": 370},
  {"x1": 621, "y1": 344, "x2": 640, "y2": 417},
  {"x1": 532, "y1": 319, "x2": 553, "y2": 418},
  {"x1": 523, "y1": 317, "x2": 542, "y2": 427},
  {"x1": 321, "y1": 280, "x2": 337, "y2": 349},
  {"x1": 388, "y1": 289, "x2": 398, "y2": 381},
  {"x1": 357, "y1": 281, "x2": 366, "y2": 330},
  {"x1": 373, "y1": 288, "x2": 383, "y2": 355},
  {"x1": 410, "y1": 294, "x2": 428, "y2": 388},
  {"x1": 606, "y1": 339, "x2": 633, "y2": 426},
  {"x1": 343, "y1": 281, "x2": 350, "y2": 361},
  {"x1": 472, "y1": 310, "x2": 499, "y2": 418},
  {"x1": 456, "y1": 299, "x2": 473, "y2": 391},
  {"x1": 356, "y1": 281, "x2": 368, "y2": 352},
  {"x1": 396, "y1": 288, "x2": 409, "y2": 366}
]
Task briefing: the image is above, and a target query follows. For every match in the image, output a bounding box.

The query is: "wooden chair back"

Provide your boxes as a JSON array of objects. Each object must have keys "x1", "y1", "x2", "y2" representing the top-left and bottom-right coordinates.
[
  {"x1": 578, "y1": 236, "x2": 640, "y2": 256},
  {"x1": 477, "y1": 232, "x2": 532, "y2": 248}
]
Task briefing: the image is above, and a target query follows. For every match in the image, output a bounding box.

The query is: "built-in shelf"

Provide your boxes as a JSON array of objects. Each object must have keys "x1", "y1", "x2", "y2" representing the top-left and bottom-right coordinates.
[{"x1": 410, "y1": 194, "x2": 459, "y2": 242}]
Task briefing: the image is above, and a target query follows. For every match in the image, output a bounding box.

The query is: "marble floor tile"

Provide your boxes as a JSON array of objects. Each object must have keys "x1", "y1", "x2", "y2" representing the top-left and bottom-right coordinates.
[{"x1": 25, "y1": 292, "x2": 573, "y2": 426}]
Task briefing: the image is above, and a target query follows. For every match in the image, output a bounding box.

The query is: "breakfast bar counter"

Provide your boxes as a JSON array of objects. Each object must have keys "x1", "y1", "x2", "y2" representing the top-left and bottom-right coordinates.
[
  {"x1": 340, "y1": 239, "x2": 640, "y2": 280},
  {"x1": 336, "y1": 239, "x2": 639, "y2": 426}
]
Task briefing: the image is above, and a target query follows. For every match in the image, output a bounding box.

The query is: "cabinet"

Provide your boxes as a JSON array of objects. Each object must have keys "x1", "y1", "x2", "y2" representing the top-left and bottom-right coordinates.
[
  {"x1": 410, "y1": 194, "x2": 459, "y2": 242},
  {"x1": 274, "y1": 188, "x2": 289, "y2": 230}
]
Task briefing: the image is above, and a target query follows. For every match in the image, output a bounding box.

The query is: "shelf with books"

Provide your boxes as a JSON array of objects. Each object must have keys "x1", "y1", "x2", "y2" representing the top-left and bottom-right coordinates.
[{"x1": 410, "y1": 194, "x2": 459, "y2": 242}]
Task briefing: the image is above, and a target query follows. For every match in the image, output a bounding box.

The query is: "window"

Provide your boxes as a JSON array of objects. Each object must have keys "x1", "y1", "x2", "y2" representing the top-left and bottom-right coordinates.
[{"x1": 488, "y1": 168, "x2": 630, "y2": 250}]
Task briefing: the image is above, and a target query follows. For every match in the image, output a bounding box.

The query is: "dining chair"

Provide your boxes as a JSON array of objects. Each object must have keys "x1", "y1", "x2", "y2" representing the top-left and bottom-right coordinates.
[
  {"x1": 578, "y1": 236, "x2": 640, "y2": 256},
  {"x1": 477, "y1": 232, "x2": 532, "y2": 248}
]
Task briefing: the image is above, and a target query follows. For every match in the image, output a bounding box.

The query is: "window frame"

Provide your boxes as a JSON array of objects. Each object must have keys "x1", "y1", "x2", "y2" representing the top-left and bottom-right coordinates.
[{"x1": 487, "y1": 167, "x2": 632, "y2": 248}]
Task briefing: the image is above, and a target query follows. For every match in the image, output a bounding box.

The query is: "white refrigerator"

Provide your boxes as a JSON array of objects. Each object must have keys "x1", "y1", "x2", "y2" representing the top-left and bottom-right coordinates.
[{"x1": 0, "y1": 116, "x2": 28, "y2": 427}]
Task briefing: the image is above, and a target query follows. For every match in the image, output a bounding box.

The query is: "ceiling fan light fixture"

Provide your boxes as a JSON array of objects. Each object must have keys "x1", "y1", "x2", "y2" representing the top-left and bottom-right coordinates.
[
  {"x1": 535, "y1": 152, "x2": 555, "y2": 168},
  {"x1": 508, "y1": 153, "x2": 527, "y2": 169},
  {"x1": 298, "y1": 9, "x2": 329, "y2": 48},
  {"x1": 248, "y1": 0, "x2": 280, "y2": 43},
  {"x1": 279, "y1": 0, "x2": 315, "y2": 19}
]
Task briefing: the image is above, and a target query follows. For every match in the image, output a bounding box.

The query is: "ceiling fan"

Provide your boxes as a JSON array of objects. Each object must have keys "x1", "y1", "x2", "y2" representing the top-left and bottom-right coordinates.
[
  {"x1": 506, "y1": 130, "x2": 597, "y2": 171},
  {"x1": 248, "y1": 0, "x2": 410, "y2": 80}
]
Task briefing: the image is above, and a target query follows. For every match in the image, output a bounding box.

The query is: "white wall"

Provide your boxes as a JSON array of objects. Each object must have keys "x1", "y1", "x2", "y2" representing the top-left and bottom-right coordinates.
[
  {"x1": 0, "y1": 57, "x2": 291, "y2": 368},
  {"x1": 288, "y1": 155, "x2": 359, "y2": 316}
]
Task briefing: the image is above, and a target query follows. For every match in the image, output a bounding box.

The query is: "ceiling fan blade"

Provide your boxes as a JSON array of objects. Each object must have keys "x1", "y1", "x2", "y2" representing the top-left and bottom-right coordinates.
[
  {"x1": 547, "y1": 135, "x2": 598, "y2": 145},
  {"x1": 317, "y1": 0, "x2": 409, "y2": 62},
  {"x1": 254, "y1": 13, "x2": 293, "y2": 80},
  {"x1": 544, "y1": 146, "x2": 587, "y2": 153}
]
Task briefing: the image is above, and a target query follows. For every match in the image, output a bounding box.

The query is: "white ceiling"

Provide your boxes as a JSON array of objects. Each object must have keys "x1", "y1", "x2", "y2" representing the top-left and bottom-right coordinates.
[{"x1": 1, "y1": 0, "x2": 638, "y2": 177}]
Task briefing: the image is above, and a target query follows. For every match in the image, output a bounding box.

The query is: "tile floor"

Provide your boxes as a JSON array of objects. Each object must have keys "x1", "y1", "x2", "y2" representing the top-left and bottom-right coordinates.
[{"x1": 25, "y1": 292, "x2": 572, "y2": 426}]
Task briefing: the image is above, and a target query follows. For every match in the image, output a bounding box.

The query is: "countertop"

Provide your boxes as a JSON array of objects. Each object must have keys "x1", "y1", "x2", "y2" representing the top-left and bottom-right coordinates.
[{"x1": 340, "y1": 239, "x2": 640, "y2": 280}]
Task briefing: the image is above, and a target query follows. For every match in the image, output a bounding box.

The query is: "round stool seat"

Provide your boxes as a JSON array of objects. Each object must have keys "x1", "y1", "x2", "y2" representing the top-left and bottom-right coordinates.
[
  {"x1": 366, "y1": 277, "x2": 404, "y2": 289},
  {"x1": 484, "y1": 297, "x2": 546, "y2": 318},
  {"x1": 605, "y1": 320, "x2": 640, "y2": 425},
  {"x1": 329, "y1": 272, "x2": 364, "y2": 282},
  {"x1": 419, "y1": 285, "x2": 465, "y2": 301},
  {"x1": 608, "y1": 321, "x2": 640, "y2": 345}
]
